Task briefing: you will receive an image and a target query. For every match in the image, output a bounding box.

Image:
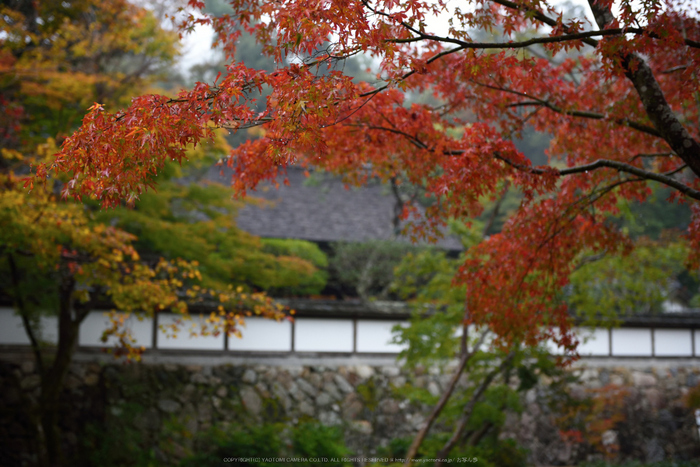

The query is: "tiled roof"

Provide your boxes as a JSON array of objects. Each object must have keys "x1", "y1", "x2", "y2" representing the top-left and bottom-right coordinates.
[{"x1": 207, "y1": 165, "x2": 463, "y2": 250}]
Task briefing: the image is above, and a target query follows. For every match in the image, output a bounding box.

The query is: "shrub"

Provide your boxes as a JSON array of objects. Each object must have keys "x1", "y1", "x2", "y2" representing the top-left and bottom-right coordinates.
[
  {"x1": 327, "y1": 241, "x2": 421, "y2": 299},
  {"x1": 180, "y1": 422, "x2": 351, "y2": 467},
  {"x1": 261, "y1": 239, "x2": 329, "y2": 296}
]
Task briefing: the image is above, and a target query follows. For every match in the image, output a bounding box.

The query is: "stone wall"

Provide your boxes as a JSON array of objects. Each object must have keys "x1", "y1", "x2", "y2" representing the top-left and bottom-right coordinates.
[
  {"x1": 1, "y1": 353, "x2": 699, "y2": 466},
  {"x1": 505, "y1": 362, "x2": 700, "y2": 465}
]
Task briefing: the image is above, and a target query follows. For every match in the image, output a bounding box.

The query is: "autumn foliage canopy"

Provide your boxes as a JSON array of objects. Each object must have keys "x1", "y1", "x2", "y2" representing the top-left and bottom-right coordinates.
[{"x1": 33, "y1": 0, "x2": 700, "y2": 350}]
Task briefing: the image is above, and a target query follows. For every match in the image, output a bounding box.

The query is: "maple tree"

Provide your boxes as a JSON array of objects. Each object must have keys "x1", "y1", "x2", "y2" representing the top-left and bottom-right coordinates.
[
  {"x1": 36, "y1": 0, "x2": 700, "y2": 347},
  {"x1": 3, "y1": 136, "x2": 326, "y2": 464},
  {"x1": 94, "y1": 131, "x2": 329, "y2": 296},
  {"x1": 25, "y1": 0, "x2": 700, "y2": 461},
  {"x1": 389, "y1": 226, "x2": 549, "y2": 465},
  {"x1": 0, "y1": 2, "x2": 310, "y2": 465},
  {"x1": 2, "y1": 156, "x2": 197, "y2": 465},
  {"x1": 2, "y1": 145, "x2": 291, "y2": 465},
  {"x1": 0, "y1": 0, "x2": 179, "y2": 150}
]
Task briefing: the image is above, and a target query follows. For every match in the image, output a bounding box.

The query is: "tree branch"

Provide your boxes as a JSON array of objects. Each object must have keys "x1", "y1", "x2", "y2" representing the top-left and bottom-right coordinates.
[
  {"x1": 489, "y1": 0, "x2": 598, "y2": 47},
  {"x1": 474, "y1": 81, "x2": 661, "y2": 138},
  {"x1": 390, "y1": 177, "x2": 406, "y2": 236},
  {"x1": 7, "y1": 253, "x2": 45, "y2": 375},
  {"x1": 350, "y1": 120, "x2": 698, "y2": 200},
  {"x1": 490, "y1": 0, "x2": 699, "y2": 50},
  {"x1": 621, "y1": 53, "x2": 700, "y2": 176},
  {"x1": 494, "y1": 154, "x2": 700, "y2": 200},
  {"x1": 389, "y1": 27, "x2": 652, "y2": 49},
  {"x1": 586, "y1": 0, "x2": 700, "y2": 178},
  {"x1": 482, "y1": 180, "x2": 511, "y2": 237},
  {"x1": 434, "y1": 351, "x2": 516, "y2": 465},
  {"x1": 402, "y1": 329, "x2": 489, "y2": 466}
]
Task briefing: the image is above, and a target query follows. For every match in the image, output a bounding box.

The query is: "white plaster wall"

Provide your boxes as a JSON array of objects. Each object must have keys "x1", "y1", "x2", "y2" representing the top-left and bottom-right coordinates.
[
  {"x1": 229, "y1": 317, "x2": 292, "y2": 352},
  {"x1": 577, "y1": 327, "x2": 610, "y2": 356},
  {"x1": 356, "y1": 320, "x2": 406, "y2": 353},
  {"x1": 294, "y1": 318, "x2": 353, "y2": 352},
  {"x1": 0, "y1": 308, "x2": 57, "y2": 345},
  {"x1": 157, "y1": 313, "x2": 225, "y2": 350},
  {"x1": 654, "y1": 329, "x2": 693, "y2": 356},
  {"x1": 612, "y1": 328, "x2": 652, "y2": 356},
  {"x1": 79, "y1": 311, "x2": 153, "y2": 348},
  {"x1": 0, "y1": 308, "x2": 30, "y2": 345},
  {"x1": 2, "y1": 305, "x2": 700, "y2": 361}
]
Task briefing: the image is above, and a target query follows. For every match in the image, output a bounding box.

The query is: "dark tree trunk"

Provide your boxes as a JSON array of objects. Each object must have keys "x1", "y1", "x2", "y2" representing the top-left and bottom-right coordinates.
[
  {"x1": 38, "y1": 275, "x2": 79, "y2": 467},
  {"x1": 587, "y1": 0, "x2": 700, "y2": 178}
]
